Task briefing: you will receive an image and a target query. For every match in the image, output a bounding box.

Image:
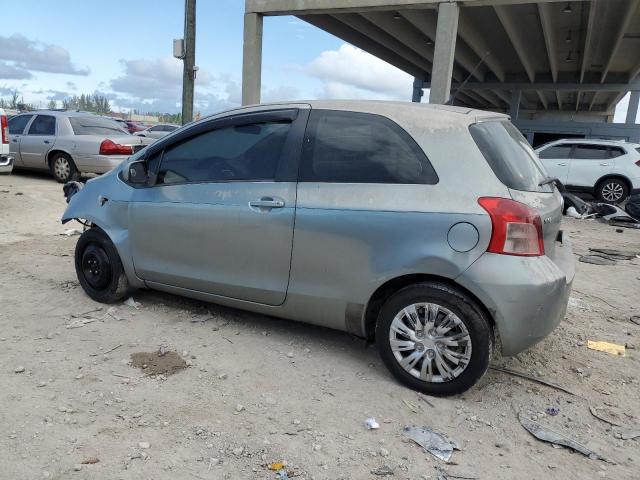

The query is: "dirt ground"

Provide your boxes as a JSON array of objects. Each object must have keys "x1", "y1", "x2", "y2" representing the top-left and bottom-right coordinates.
[{"x1": 1, "y1": 171, "x2": 639, "y2": 480}]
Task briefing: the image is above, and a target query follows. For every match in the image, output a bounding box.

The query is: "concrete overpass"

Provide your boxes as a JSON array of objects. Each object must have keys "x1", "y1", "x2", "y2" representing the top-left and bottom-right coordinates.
[{"x1": 242, "y1": 0, "x2": 640, "y2": 144}]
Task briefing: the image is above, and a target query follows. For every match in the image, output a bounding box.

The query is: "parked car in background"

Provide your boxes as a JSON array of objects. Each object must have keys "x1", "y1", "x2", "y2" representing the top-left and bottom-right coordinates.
[
  {"x1": 62, "y1": 101, "x2": 574, "y2": 395},
  {"x1": 8, "y1": 110, "x2": 153, "y2": 182},
  {"x1": 134, "y1": 123, "x2": 180, "y2": 140},
  {"x1": 0, "y1": 108, "x2": 13, "y2": 174},
  {"x1": 536, "y1": 139, "x2": 640, "y2": 203}
]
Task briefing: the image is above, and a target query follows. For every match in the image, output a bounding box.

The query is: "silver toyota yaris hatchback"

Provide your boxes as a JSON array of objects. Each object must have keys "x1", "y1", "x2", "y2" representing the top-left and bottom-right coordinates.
[{"x1": 62, "y1": 100, "x2": 574, "y2": 395}]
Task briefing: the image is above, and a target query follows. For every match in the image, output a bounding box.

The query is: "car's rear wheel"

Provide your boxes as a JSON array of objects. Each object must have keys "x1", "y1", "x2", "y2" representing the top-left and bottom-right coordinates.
[
  {"x1": 75, "y1": 228, "x2": 129, "y2": 303},
  {"x1": 50, "y1": 152, "x2": 79, "y2": 183},
  {"x1": 596, "y1": 178, "x2": 628, "y2": 204},
  {"x1": 376, "y1": 282, "x2": 492, "y2": 396}
]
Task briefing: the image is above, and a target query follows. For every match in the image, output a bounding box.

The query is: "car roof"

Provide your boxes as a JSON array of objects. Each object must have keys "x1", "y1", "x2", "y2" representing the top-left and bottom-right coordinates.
[
  {"x1": 19, "y1": 110, "x2": 100, "y2": 118},
  {"x1": 201, "y1": 100, "x2": 509, "y2": 125},
  {"x1": 543, "y1": 138, "x2": 637, "y2": 147}
]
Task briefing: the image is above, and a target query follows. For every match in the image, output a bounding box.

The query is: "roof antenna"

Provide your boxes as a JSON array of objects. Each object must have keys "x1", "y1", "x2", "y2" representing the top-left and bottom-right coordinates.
[{"x1": 446, "y1": 50, "x2": 492, "y2": 106}]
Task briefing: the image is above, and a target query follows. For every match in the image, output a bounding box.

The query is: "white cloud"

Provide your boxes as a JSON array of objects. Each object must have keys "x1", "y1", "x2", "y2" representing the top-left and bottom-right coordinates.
[
  {"x1": 302, "y1": 44, "x2": 413, "y2": 100},
  {"x1": 0, "y1": 34, "x2": 89, "y2": 76}
]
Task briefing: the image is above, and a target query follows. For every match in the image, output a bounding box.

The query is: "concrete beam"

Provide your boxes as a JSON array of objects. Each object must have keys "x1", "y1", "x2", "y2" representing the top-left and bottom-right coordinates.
[
  {"x1": 537, "y1": 3, "x2": 557, "y2": 83},
  {"x1": 242, "y1": 12, "x2": 263, "y2": 105},
  {"x1": 398, "y1": 10, "x2": 485, "y2": 82},
  {"x1": 247, "y1": 0, "x2": 580, "y2": 15},
  {"x1": 457, "y1": 12, "x2": 505, "y2": 82},
  {"x1": 627, "y1": 91, "x2": 640, "y2": 125},
  {"x1": 430, "y1": 2, "x2": 459, "y2": 104},
  {"x1": 300, "y1": 14, "x2": 425, "y2": 77},
  {"x1": 600, "y1": 0, "x2": 639, "y2": 83},
  {"x1": 435, "y1": 82, "x2": 640, "y2": 92},
  {"x1": 332, "y1": 13, "x2": 435, "y2": 74},
  {"x1": 579, "y1": 0, "x2": 597, "y2": 83},
  {"x1": 510, "y1": 89, "x2": 521, "y2": 119},
  {"x1": 536, "y1": 90, "x2": 548, "y2": 110},
  {"x1": 493, "y1": 5, "x2": 535, "y2": 83}
]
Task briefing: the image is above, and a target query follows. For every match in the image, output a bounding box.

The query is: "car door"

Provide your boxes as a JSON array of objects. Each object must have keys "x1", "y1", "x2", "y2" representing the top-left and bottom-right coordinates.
[
  {"x1": 537, "y1": 143, "x2": 572, "y2": 184},
  {"x1": 20, "y1": 114, "x2": 56, "y2": 169},
  {"x1": 7, "y1": 114, "x2": 34, "y2": 166},
  {"x1": 566, "y1": 144, "x2": 612, "y2": 188},
  {"x1": 128, "y1": 108, "x2": 307, "y2": 306}
]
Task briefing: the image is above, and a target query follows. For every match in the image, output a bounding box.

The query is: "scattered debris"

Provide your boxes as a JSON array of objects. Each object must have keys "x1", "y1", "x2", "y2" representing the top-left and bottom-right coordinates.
[
  {"x1": 402, "y1": 426, "x2": 458, "y2": 462},
  {"x1": 371, "y1": 464, "x2": 395, "y2": 476},
  {"x1": 545, "y1": 407, "x2": 560, "y2": 416},
  {"x1": 66, "y1": 318, "x2": 96, "y2": 329},
  {"x1": 103, "y1": 306, "x2": 124, "y2": 321},
  {"x1": 73, "y1": 464, "x2": 82, "y2": 472},
  {"x1": 276, "y1": 469, "x2": 290, "y2": 480},
  {"x1": 364, "y1": 418, "x2": 380, "y2": 430},
  {"x1": 435, "y1": 467, "x2": 479, "y2": 480},
  {"x1": 579, "y1": 255, "x2": 616, "y2": 266},
  {"x1": 60, "y1": 228, "x2": 82, "y2": 236},
  {"x1": 124, "y1": 297, "x2": 141, "y2": 309},
  {"x1": 102, "y1": 344, "x2": 122, "y2": 355},
  {"x1": 138, "y1": 441, "x2": 150, "y2": 449},
  {"x1": 565, "y1": 206, "x2": 584, "y2": 219},
  {"x1": 519, "y1": 414, "x2": 607, "y2": 462},
  {"x1": 589, "y1": 406, "x2": 624, "y2": 427},
  {"x1": 587, "y1": 340, "x2": 625, "y2": 356},
  {"x1": 81, "y1": 458, "x2": 99, "y2": 465},
  {"x1": 403, "y1": 399, "x2": 420, "y2": 413},
  {"x1": 631, "y1": 316, "x2": 640, "y2": 326},
  {"x1": 268, "y1": 462, "x2": 286, "y2": 471},
  {"x1": 417, "y1": 393, "x2": 435, "y2": 408},
  {"x1": 14, "y1": 366, "x2": 25, "y2": 374},
  {"x1": 620, "y1": 430, "x2": 640, "y2": 440},
  {"x1": 589, "y1": 248, "x2": 638, "y2": 260},
  {"x1": 568, "y1": 296, "x2": 592, "y2": 311},
  {"x1": 235, "y1": 404, "x2": 245, "y2": 413},
  {"x1": 490, "y1": 366, "x2": 578, "y2": 396},
  {"x1": 130, "y1": 351, "x2": 187, "y2": 376},
  {"x1": 71, "y1": 307, "x2": 103, "y2": 318}
]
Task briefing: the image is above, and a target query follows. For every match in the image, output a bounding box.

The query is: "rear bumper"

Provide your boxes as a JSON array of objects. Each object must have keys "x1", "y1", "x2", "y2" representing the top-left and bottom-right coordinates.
[
  {"x1": 456, "y1": 230, "x2": 574, "y2": 356},
  {"x1": 76, "y1": 155, "x2": 129, "y2": 174},
  {"x1": 0, "y1": 154, "x2": 14, "y2": 174}
]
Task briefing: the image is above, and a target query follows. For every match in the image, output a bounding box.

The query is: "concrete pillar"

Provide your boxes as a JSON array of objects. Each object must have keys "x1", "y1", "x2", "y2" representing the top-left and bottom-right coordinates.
[
  {"x1": 429, "y1": 2, "x2": 459, "y2": 104},
  {"x1": 510, "y1": 89, "x2": 521, "y2": 120},
  {"x1": 626, "y1": 91, "x2": 639, "y2": 124},
  {"x1": 242, "y1": 13, "x2": 263, "y2": 106},
  {"x1": 412, "y1": 77, "x2": 424, "y2": 103}
]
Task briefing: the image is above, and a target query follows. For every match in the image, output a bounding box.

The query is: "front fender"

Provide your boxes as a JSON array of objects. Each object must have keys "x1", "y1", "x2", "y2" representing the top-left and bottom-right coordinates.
[{"x1": 61, "y1": 170, "x2": 144, "y2": 288}]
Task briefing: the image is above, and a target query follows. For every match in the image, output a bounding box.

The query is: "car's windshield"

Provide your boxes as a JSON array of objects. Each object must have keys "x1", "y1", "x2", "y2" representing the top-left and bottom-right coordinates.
[{"x1": 69, "y1": 116, "x2": 129, "y2": 135}]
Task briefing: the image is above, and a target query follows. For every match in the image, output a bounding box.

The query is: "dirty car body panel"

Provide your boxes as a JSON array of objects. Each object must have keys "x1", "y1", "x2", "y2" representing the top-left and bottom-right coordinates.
[{"x1": 62, "y1": 100, "x2": 574, "y2": 365}]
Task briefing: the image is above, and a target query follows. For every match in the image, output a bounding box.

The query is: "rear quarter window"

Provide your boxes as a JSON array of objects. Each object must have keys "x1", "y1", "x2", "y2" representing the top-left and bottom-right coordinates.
[{"x1": 469, "y1": 121, "x2": 551, "y2": 192}]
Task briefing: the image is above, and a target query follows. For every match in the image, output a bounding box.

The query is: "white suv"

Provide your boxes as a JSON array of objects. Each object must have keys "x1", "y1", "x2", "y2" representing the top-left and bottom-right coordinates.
[
  {"x1": 536, "y1": 139, "x2": 640, "y2": 203},
  {"x1": 0, "y1": 108, "x2": 13, "y2": 174}
]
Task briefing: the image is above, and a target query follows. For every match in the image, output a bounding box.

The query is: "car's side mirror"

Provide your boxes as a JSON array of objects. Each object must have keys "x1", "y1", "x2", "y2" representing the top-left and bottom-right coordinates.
[{"x1": 127, "y1": 160, "x2": 148, "y2": 185}]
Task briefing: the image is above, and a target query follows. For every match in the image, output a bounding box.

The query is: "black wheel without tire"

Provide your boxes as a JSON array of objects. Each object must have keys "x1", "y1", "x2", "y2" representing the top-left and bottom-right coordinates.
[
  {"x1": 75, "y1": 228, "x2": 129, "y2": 303},
  {"x1": 376, "y1": 282, "x2": 493, "y2": 396},
  {"x1": 595, "y1": 178, "x2": 628, "y2": 204},
  {"x1": 50, "y1": 152, "x2": 79, "y2": 183}
]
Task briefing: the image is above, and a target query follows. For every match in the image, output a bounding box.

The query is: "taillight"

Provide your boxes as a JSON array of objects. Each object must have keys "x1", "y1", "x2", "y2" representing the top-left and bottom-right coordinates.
[
  {"x1": 99, "y1": 139, "x2": 133, "y2": 155},
  {"x1": 635, "y1": 159, "x2": 640, "y2": 167},
  {"x1": 478, "y1": 197, "x2": 545, "y2": 257},
  {"x1": 1, "y1": 114, "x2": 8, "y2": 144}
]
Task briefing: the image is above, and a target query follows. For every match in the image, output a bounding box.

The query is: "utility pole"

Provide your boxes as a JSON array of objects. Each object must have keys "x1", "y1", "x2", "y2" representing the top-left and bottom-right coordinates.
[{"x1": 181, "y1": 0, "x2": 196, "y2": 125}]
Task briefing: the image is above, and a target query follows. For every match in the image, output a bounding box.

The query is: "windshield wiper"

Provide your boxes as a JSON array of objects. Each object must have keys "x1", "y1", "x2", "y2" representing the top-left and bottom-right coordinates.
[{"x1": 539, "y1": 176, "x2": 559, "y2": 187}]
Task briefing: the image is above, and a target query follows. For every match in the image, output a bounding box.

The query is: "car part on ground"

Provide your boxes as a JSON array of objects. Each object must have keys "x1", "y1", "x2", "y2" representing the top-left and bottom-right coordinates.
[{"x1": 61, "y1": 100, "x2": 574, "y2": 395}]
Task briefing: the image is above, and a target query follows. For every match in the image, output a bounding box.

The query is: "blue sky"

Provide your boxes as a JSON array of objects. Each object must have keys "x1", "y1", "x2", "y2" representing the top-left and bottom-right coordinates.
[{"x1": 0, "y1": 0, "x2": 632, "y2": 121}]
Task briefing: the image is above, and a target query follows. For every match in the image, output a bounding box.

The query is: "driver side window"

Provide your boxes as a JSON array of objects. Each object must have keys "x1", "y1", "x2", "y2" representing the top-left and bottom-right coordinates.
[{"x1": 156, "y1": 121, "x2": 292, "y2": 185}]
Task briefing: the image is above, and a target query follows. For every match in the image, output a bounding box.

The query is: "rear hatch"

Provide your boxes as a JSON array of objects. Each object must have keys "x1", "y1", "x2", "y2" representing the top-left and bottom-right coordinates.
[{"x1": 469, "y1": 120, "x2": 563, "y2": 257}]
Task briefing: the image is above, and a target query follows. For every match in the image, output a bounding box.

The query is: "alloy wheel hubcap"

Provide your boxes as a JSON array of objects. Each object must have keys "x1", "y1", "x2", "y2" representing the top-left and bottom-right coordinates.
[
  {"x1": 54, "y1": 157, "x2": 70, "y2": 179},
  {"x1": 389, "y1": 303, "x2": 472, "y2": 383},
  {"x1": 602, "y1": 183, "x2": 624, "y2": 202}
]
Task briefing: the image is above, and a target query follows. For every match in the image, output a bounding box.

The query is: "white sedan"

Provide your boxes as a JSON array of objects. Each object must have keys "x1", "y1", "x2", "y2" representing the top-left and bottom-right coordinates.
[{"x1": 134, "y1": 123, "x2": 180, "y2": 140}]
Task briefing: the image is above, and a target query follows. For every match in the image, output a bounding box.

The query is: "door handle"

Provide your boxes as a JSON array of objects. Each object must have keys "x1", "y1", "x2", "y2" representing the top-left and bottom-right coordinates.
[
  {"x1": 599, "y1": 163, "x2": 610, "y2": 166},
  {"x1": 11, "y1": 139, "x2": 17, "y2": 143},
  {"x1": 44, "y1": 140, "x2": 50, "y2": 144},
  {"x1": 249, "y1": 198, "x2": 285, "y2": 209},
  {"x1": 557, "y1": 163, "x2": 567, "y2": 166}
]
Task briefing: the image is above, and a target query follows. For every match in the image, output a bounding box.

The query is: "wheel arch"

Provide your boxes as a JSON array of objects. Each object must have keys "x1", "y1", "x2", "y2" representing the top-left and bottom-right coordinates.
[
  {"x1": 363, "y1": 273, "x2": 496, "y2": 342},
  {"x1": 47, "y1": 149, "x2": 74, "y2": 168}
]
